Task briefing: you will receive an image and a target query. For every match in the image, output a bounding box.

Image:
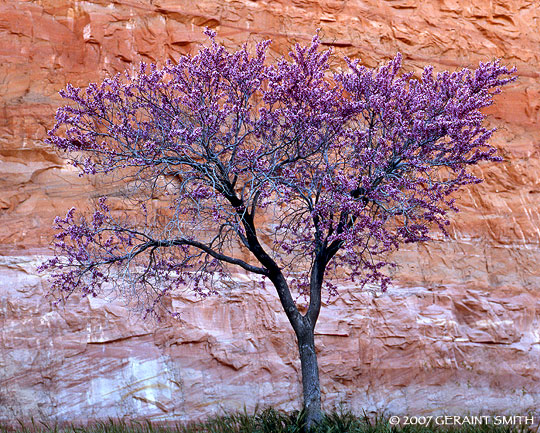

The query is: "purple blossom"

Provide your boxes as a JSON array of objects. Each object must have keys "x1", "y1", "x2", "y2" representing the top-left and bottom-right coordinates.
[{"x1": 42, "y1": 29, "x2": 515, "y2": 314}]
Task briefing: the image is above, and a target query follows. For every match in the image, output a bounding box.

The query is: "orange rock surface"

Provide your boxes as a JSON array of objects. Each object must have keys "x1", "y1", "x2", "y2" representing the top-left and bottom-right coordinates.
[{"x1": 1, "y1": 0, "x2": 539, "y2": 424}]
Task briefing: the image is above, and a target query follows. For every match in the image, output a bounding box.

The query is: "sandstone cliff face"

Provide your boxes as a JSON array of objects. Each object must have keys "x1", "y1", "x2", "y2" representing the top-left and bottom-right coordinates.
[{"x1": 1, "y1": 0, "x2": 539, "y2": 424}]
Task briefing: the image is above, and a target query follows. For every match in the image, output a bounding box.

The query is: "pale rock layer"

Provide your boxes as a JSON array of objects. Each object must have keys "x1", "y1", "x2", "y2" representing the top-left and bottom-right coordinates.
[{"x1": 1, "y1": 0, "x2": 539, "y2": 425}]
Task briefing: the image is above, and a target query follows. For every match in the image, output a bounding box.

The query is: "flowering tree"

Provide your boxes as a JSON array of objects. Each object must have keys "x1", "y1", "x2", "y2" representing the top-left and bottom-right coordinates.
[{"x1": 41, "y1": 30, "x2": 515, "y2": 428}]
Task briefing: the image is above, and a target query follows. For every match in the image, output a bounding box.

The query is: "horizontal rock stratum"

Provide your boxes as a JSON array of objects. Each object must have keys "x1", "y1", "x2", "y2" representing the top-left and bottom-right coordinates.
[{"x1": 1, "y1": 0, "x2": 539, "y2": 424}]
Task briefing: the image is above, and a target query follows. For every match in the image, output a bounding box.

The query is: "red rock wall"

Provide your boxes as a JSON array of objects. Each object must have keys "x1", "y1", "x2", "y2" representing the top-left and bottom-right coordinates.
[{"x1": 1, "y1": 0, "x2": 539, "y2": 424}]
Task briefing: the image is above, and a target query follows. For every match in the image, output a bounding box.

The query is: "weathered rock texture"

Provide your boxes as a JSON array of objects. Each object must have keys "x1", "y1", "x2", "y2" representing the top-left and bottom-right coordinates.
[{"x1": 1, "y1": 0, "x2": 539, "y2": 425}]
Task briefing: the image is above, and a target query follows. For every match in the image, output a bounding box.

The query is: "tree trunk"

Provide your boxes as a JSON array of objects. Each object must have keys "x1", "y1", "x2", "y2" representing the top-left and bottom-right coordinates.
[
  {"x1": 297, "y1": 325, "x2": 323, "y2": 430},
  {"x1": 265, "y1": 266, "x2": 324, "y2": 430}
]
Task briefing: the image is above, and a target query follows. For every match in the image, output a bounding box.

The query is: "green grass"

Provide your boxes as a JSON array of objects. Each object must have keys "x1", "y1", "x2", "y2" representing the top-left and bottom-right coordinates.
[{"x1": 1, "y1": 408, "x2": 537, "y2": 433}]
